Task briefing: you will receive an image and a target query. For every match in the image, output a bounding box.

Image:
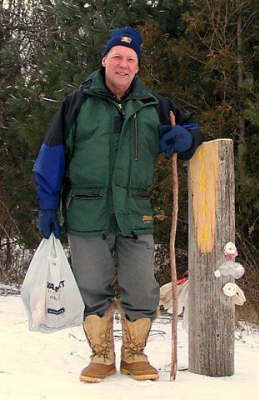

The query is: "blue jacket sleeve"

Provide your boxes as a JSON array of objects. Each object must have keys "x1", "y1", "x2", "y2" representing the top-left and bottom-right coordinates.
[
  {"x1": 32, "y1": 88, "x2": 87, "y2": 210},
  {"x1": 32, "y1": 96, "x2": 69, "y2": 210},
  {"x1": 33, "y1": 143, "x2": 65, "y2": 210}
]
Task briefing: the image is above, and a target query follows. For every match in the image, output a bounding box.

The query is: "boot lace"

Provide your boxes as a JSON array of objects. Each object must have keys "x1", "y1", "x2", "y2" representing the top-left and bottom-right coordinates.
[
  {"x1": 123, "y1": 330, "x2": 148, "y2": 359},
  {"x1": 89, "y1": 325, "x2": 113, "y2": 361}
]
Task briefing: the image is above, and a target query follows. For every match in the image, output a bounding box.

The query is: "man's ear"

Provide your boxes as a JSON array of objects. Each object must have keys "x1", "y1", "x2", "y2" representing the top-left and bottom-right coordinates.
[{"x1": 101, "y1": 57, "x2": 106, "y2": 68}]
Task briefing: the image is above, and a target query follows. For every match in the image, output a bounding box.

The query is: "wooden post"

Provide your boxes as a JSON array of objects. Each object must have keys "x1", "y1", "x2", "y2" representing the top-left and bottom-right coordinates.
[{"x1": 188, "y1": 139, "x2": 235, "y2": 377}]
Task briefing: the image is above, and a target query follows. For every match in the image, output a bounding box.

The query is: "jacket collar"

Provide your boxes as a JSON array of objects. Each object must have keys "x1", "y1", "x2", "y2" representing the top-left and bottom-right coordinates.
[{"x1": 81, "y1": 68, "x2": 157, "y2": 103}]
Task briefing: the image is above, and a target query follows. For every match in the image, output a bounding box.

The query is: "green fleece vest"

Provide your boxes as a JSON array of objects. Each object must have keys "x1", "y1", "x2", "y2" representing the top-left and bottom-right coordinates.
[{"x1": 65, "y1": 71, "x2": 160, "y2": 237}]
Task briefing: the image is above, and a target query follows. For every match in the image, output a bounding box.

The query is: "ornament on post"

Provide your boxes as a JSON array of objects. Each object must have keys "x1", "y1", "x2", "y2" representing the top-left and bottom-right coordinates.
[
  {"x1": 222, "y1": 282, "x2": 237, "y2": 297},
  {"x1": 222, "y1": 282, "x2": 246, "y2": 306},
  {"x1": 223, "y1": 242, "x2": 238, "y2": 258},
  {"x1": 214, "y1": 242, "x2": 245, "y2": 279}
]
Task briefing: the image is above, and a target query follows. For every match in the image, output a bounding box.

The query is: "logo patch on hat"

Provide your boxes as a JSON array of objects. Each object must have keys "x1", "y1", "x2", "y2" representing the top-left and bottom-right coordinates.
[{"x1": 120, "y1": 36, "x2": 132, "y2": 44}]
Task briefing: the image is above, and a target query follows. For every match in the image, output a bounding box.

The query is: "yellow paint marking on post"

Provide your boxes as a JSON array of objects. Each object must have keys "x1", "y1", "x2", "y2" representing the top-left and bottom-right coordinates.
[{"x1": 189, "y1": 141, "x2": 219, "y2": 253}]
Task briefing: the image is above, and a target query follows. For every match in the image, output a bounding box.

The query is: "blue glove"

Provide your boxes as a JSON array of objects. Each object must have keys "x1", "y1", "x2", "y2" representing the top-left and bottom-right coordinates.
[
  {"x1": 160, "y1": 125, "x2": 194, "y2": 154},
  {"x1": 37, "y1": 209, "x2": 61, "y2": 239}
]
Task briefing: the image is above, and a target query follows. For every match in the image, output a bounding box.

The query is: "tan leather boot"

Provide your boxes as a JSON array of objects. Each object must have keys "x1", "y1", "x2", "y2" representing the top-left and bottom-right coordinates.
[
  {"x1": 80, "y1": 305, "x2": 116, "y2": 383},
  {"x1": 120, "y1": 315, "x2": 159, "y2": 381}
]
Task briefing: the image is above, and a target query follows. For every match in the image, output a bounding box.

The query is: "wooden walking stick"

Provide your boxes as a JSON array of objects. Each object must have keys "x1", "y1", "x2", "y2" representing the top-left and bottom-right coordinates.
[{"x1": 169, "y1": 111, "x2": 178, "y2": 381}]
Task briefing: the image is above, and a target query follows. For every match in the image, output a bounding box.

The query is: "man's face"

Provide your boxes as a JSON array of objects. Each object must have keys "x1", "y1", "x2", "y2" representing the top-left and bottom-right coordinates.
[{"x1": 102, "y1": 45, "x2": 139, "y2": 97}]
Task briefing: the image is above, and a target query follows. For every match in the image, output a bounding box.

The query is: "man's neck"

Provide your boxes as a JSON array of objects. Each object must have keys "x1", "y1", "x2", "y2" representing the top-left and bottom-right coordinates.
[{"x1": 105, "y1": 82, "x2": 126, "y2": 100}]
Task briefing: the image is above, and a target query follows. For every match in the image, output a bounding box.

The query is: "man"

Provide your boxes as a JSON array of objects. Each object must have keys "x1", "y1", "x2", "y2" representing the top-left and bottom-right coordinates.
[{"x1": 33, "y1": 27, "x2": 203, "y2": 383}]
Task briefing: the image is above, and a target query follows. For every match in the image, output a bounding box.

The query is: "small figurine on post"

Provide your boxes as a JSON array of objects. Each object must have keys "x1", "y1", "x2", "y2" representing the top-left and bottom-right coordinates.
[{"x1": 214, "y1": 242, "x2": 245, "y2": 280}]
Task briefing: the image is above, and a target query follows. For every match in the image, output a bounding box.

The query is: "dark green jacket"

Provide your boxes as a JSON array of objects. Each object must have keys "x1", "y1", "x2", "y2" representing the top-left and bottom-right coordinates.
[
  {"x1": 65, "y1": 70, "x2": 161, "y2": 236},
  {"x1": 33, "y1": 69, "x2": 204, "y2": 237}
]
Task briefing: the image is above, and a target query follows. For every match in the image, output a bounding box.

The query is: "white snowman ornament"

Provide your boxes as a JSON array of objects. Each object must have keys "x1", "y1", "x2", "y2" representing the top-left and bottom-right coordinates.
[{"x1": 214, "y1": 242, "x2": 245, "y2": 280}]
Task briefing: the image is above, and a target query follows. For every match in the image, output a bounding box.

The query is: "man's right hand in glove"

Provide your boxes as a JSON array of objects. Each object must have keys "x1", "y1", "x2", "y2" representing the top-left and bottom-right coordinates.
[{"x1": 37, "y1": 209, "x2": 61, "y2": 239}]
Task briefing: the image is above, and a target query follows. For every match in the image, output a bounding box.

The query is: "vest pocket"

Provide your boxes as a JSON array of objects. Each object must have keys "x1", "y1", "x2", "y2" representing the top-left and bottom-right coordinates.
[
  {"x1": 132, "y1": 191, "x2": 150, "y2": 200},
  {"x1": 66, "y1": 189, "x2": 107, "y2": 233},
  {"x1": 126, "y1": 190, "x2": 154, "y2": 231},
  {"x1": 72, "y1": 194, "x2": 103, "y2": 200}
]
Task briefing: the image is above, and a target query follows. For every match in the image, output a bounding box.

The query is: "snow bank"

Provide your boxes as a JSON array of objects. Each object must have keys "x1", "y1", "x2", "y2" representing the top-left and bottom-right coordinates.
[{"x1": 0, "y1": 289, "x2": 259, "y2": 400}]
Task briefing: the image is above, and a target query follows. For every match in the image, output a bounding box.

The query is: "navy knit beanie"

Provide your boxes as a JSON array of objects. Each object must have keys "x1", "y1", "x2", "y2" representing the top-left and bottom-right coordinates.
[{"x1": 103, "y1": 27, "x2": 142, "y2": 61}]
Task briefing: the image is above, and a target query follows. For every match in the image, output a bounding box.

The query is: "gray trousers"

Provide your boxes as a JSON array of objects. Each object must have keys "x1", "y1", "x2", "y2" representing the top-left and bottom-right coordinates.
[{"x1": 68, "y1": 234, "x2": 160, "y2": 321}]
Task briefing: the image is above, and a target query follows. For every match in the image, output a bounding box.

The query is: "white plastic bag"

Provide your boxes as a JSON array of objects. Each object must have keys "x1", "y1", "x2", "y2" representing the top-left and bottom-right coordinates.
[{"x1": 21, "y1": 234, "x2": 84, "y2": 333}]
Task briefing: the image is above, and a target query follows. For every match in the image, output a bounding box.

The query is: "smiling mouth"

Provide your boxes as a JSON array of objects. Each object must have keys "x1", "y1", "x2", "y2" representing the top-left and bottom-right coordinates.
[{"x1": 115, "y1": 72, "x2": 129, "y2": 77}]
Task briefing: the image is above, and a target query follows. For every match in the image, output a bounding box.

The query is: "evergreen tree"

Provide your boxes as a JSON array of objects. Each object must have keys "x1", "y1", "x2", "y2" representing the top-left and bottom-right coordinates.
[
  {"x1": 176, "y1": 0, "x2": 259, "y2": 247},
  {"x1": 1, "y1": 0, "x2": 258, "y2": 286}
]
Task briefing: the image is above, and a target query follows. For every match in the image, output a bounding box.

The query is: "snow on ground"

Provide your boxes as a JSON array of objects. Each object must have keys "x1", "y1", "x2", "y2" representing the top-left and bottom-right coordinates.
[{"x1": 1, "y1": 285, "x2": 259, "y2": 400}]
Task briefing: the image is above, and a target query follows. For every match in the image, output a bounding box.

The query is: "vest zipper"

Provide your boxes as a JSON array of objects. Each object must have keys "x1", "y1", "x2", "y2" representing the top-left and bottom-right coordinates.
[{"x1": 133, "y1": 113, "x2": 138, "y2": 161}]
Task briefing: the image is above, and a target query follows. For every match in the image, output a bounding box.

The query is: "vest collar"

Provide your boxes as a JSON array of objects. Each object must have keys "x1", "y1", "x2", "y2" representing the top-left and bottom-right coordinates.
[{"x1": 82, "y1": 69, "x2": 157, "y2": 103}]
